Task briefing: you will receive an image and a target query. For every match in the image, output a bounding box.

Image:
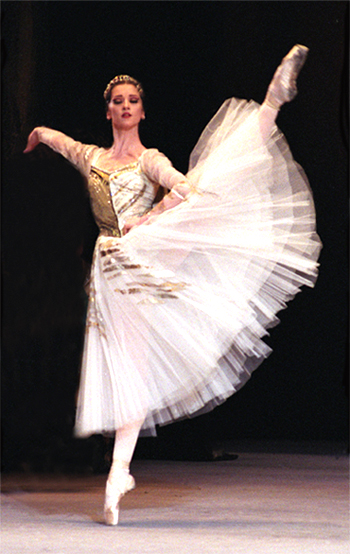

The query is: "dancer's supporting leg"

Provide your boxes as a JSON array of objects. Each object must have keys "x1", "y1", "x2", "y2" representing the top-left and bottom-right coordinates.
[
  {"x1": 258, "y1": 44, "x2": 309, "y2": 140},
  {"x1": 104, "y1": 418, "x2": 144, "y2": 525}
]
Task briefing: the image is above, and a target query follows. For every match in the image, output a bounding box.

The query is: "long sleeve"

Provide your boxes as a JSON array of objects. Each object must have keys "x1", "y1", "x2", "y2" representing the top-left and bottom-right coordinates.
[
  {"x1": 140, "y1": 149, "x2": 190, "y2": 193},
  {"x1": 37, "y1": 127, "x2": 99, "y2": 178},
  {"x1": 128, "y1": 149, "x2": 193, "y2": 222}
]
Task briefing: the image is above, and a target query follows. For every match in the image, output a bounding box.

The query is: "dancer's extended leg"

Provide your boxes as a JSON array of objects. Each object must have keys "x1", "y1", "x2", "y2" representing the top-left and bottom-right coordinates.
[
  {"x1": 258, "y1": 44, "x2": 309, "y2": 140},
  {"x1": 104, "y1": 419, "x2": 144, "y2": 525}
]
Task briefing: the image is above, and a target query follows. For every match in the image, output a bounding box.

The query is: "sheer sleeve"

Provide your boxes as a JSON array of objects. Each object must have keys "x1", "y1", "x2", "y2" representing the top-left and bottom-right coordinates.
[
  {"x1": 131, "y1": 149, "x2": 192, "y2": 221},
  {"x1": 37, "y1": 127, "x2": 99, "y2": 178},
  {"x1": 140, "y1": 149, "x2": 190, "y2": 193}
]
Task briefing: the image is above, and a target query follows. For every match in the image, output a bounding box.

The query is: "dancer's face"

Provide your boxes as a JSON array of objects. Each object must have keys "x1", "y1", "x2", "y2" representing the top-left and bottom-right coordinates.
[{"x1": 106, "y1": 84, "x2": 145, "y2": 130}]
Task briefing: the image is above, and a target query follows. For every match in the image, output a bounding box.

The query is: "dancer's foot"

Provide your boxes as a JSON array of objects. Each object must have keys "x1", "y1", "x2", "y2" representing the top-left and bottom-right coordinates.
[
  {"x1": 264, "y1": 44, "x2": 309, "y2": 110},
  {"x1": 104, "y1": 462, "x2": 135, "y2": 526}
]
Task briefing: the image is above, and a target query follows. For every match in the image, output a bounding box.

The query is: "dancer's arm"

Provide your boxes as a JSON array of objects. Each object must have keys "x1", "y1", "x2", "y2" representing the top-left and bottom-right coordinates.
[
  {"x1": 24, "y1": 126, "x2": 97, "y2": 177},
  {"x1": 123, "y1": 149, "x2": 192, "y2": 233}
]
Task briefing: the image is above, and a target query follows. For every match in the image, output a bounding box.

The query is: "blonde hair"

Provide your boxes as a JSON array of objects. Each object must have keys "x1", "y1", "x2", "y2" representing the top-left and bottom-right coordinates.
[{"x1": 103, "y1": 75, "x2": 144, "y2": 105}]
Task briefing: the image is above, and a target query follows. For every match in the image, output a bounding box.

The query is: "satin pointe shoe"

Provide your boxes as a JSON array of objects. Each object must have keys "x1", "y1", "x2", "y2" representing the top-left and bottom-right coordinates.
[
  {"x1": 265, "y1": 44, "x2": 309, "y2": 110},
  {"x1": 104, "y1": 465, "x2": 136, "y2": 526}
]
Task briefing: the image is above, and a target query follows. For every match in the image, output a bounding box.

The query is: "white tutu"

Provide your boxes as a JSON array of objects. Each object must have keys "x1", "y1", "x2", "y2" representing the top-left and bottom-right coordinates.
[{"x1": 75, "y1": 98, "x2": 321, "y2": 437}]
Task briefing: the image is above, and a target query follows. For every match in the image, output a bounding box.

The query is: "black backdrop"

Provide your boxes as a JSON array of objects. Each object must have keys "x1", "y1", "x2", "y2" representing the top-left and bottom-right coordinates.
[{"x1": 2, "y1": 1, "x2": 348, "y2": 471}]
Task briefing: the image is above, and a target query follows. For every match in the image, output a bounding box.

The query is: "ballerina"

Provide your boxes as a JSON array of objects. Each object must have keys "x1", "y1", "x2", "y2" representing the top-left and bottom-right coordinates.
[{"x1": 24, "y1": 45, "x2": 321, "y2": 525}]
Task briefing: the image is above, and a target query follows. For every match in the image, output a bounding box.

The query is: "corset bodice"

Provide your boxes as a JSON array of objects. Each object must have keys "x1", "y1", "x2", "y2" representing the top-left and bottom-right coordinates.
[{"x1": 87, "y1": 161, "x2": 158, "y2": 236}]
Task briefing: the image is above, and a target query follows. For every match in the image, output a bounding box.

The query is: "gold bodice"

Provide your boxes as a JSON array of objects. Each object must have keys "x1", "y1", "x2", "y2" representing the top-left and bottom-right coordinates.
[{"x1": 87, "y1": 161, "x2": 158, "y2": 237}]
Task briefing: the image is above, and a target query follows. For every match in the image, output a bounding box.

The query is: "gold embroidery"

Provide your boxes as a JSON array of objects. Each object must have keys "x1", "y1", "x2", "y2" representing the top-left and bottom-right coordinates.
[
  {"x1": 156, "y1": 282, "x2": 187, "y2": 292},
  {"x1": 88, "y1": 168, "x2": 121, "y2": 236},
  {"x1": 117, "y1": 183, "x2": 147, "y2": 216},
  {"x1": 113, "y1": 280, "x2": 187, "y2": 298},
  {"x1": 100, "y1": 244, "x2": 189, "y2": 302},
  {"x1": 85, "y1": 268, "x2": 107, "y2": 338},
  {"x1": 90, "y1": 167, "x2": 111, "y2": 181},
  {"x1": 91, "y1": 162, "x2": 138, "y2": 178},
  {"x1": 111, "y1": 161, "x2": 139, "y2": 176},
  {"x1": 100, "y1": 228, "x2": 120, "y2": 237},
  {"x1": 121, "y1": 264, "x2": 142, "y2": 270}
]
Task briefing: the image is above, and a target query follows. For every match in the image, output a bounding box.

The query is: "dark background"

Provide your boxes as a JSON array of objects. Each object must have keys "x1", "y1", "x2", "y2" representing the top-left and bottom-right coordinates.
[{"x1": 2, "y1": 1, "x2": 348, "y2": 472}]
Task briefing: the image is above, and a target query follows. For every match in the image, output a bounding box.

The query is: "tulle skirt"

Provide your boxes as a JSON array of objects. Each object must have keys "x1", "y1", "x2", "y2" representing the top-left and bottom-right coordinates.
[{"x1": 75, "y1": 98, "x2": 322, "y2": 437}]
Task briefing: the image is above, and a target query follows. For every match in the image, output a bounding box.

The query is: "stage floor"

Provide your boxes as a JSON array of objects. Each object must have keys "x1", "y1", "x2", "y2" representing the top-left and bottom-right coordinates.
[{"x1": 1, "y1": 449, "x2": 349, "y2": 553}]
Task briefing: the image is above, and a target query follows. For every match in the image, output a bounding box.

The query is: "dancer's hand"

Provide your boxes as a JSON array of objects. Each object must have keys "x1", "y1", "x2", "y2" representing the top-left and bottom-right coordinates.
[
  {"x1": 123, "y1": 214, "x2": 150, "y2": 235},
  {"x1": 23, "y1": 128, "x2": 41, "y2": 153}
]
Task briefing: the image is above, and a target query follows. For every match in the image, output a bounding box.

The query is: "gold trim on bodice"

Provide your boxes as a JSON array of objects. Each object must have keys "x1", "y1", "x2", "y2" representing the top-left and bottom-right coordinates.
[
  {"x1": 89, "y1": 167, "x2": 121, "y2": 237},
  {"x1": 88, "y1": 161, "x2": 156, "y2": 238}
]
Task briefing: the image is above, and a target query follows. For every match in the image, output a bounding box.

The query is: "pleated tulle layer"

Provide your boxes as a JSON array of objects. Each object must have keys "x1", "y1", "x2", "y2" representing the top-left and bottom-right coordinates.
[{"x1": 75, "y1": 99, "x2": 322, "y2": 437}]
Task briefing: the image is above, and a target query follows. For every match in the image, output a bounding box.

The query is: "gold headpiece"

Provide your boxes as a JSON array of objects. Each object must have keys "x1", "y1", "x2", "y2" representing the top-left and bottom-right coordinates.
[{"x1": 103, "y1": 75, "x2": 144, "y2": 101}]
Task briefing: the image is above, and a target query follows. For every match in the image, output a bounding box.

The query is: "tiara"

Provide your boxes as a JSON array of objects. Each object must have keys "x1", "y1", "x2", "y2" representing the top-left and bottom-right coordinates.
[{"x1": 103, "y1": 75, "x2": 143, "y2": 100}]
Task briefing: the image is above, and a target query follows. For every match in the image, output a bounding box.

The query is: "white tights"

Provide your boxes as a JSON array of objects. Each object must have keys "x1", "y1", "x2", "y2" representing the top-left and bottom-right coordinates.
[
  {"x1": 110, "y1": 419, "x2": 144, "y2": 473},
  {"x1": 258, "y1": 102, "x2": 279, "y2": 142}
]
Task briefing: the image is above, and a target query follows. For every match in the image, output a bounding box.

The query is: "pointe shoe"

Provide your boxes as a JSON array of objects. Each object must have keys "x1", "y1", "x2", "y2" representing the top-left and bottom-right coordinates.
[
  {"x1": 264, "y1": 44, "x2": 309, "y2": 110},
  {"x1": 104, "y1": 468, "x2": 135, "y2": 526}
]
